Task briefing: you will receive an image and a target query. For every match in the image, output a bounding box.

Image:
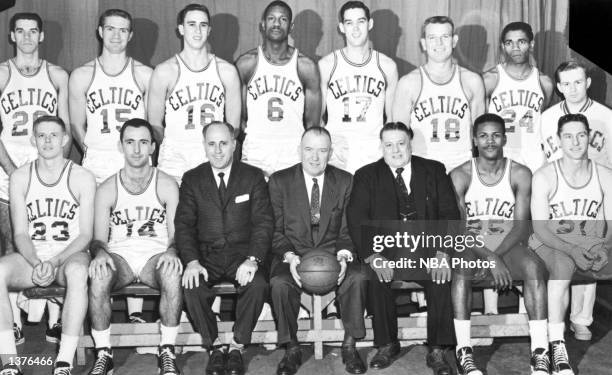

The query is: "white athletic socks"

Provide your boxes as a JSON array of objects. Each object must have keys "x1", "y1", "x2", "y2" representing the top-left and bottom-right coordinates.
[
  {"x1": 0, "y1": 329, "x2": 17, "y2": 355},
  {"x1": 56, "y1": 334, "x2": 79, "y2": 365},
  {"x1": 454, "y1": 319, "x2": 471, "y2": 351},
  {"x1": 528, "y1": 320, "x2": 548, "y2": 351},
  {"x1": 548, "y1": 322, "x2": 565, "y2": 342},
  {"x1": 160, "y1": 324, "x2": 179, "y2": 346},
  {"x1": 91, "y1": 328, "x2": 112, "y2": 349}
]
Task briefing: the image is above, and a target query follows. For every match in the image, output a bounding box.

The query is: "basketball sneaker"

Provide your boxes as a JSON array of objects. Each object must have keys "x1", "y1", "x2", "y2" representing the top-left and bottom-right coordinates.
[
  {"x1": 88, "y1": 348, "x2": 114, "y2": 375},
  {"x1": 128, "y1": 312, "x2": 147, "y2": 324},
  {"x1": 456, "y1": 346, "x2": 483, "y2": 375},
  {"x1": 550, "y1": 340, "x2": 574, "y2": 375},
  {"x1": 530, "y1": 347, "x2": 550, "y2": 375},
  {"x1": 46, "y1": 322, "x2": 62, "y2": 343},
  {"x1": 52, "y1": 361, "x2": 72, "y2": 375},
  {"x1": 0, "y1": 364, "x2": 22, "y2": 375},
  {"x1": 13, "y1": 324, "x2": 24, "y2": 346},
  {"x1": 158, "y1": 345, "x2": 180, "y2": 375}
]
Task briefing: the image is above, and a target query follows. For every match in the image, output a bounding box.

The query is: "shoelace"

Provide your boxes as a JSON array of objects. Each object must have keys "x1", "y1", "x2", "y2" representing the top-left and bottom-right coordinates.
[
  {"x1": 91, "y1": 352, "x2": 111, "y2": 374},
  {"x1": 159, "y1": 348, "x2": 178, "y2": 373},
  {"x1": 54, "y1": 366, "x2": 71, "y2": 375},
  {"x1": 459, "y1": 349, "x2": 478, "y2": 371},
  {"x1": 532, "y1": 351, "x2": 550, "y2": 370},
  {"x1": 552, "y1": 344, "x2": 570, "y2": 367},
  {"x1": 0, "y1": 368, "x2": 20, "y2": 375}
]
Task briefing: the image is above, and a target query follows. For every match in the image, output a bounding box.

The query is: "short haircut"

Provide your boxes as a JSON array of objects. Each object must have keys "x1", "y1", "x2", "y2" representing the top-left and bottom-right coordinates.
[
  {"x1": 473, "y1": 113, "x2": 506, "y2": 136},
  {"x1": 380, "y1": 122, "x2": 414, "y2": 140},
  {"x1": 262, "y1": 1, "x2": 293, "y2": 23},
  {"x1": 202, "y1": 121, "x2": 235, "y2": 140},
  {"x1": 554, "y1": 60, "x2": 589, "y2": 84},
  {"x1": 421, "y1": 16, "x2": 454, "y2": 38},
  {"x1": 10, "y1": 13, "x2": 43, "y2": 32},
  {"x1": 557, "y1": 113, "x2": 590, "y2": 136},
  {"x1": 177, "y1": 3, "x2": 211, "y2": 25},
  {"x1": 339, "y1": 1, "x2": 370, "y2": 22},
  {"x1": 33, "y1": 115, "x2": 66, "y2": 133},
  {"x1": 500, "y1": 21, "x2": 534, "y2": 43},
  {"x1": 301, "y1": 126, "x2": 331, "y2": 142},
  {"x1": 119, "y1": 118, "x2": 154, "y2": 142},
  {"x1": 98, "y1": 9, "x2": 133, "y2": 31}
]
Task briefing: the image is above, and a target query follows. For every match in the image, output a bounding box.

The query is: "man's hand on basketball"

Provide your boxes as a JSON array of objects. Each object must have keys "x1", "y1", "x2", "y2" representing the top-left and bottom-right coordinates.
[
  {"x1": 429, "y1": 251, "x2": 451, "y2": 284},
  {"x1": 88, "y1": 250, "x2": 116, "y2": 280},
  {"x1": 286, "y1": 253, "x2": 302, "y2": 287},
  {"x1": 236, "y1": 258, "x2": 258, "y2": 287},
  {"x1": 182, "y1": 260, "x2": 208, "y2": 289},
  {"x1": 369, "y1": 253, "x2": 393, "y2": 283},
  {"x1": 337, "y1": 257, "x2": 347, "y2": 285},
  {"x1": 487, "y1": 254, "x2": 512, "y2": 291},
  {"x1": 32, "y1": 261, "x2": 55, "y2": 287},
  {"x1": 572, "y1": 246, "x2": 594, "y2": 271},
  {"x1": 156, "y1": 250, "x2": 183, "y2": 277}
]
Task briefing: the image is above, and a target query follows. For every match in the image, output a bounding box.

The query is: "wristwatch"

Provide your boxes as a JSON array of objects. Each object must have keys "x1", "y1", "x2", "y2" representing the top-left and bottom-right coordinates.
[{"x1": 246, "y1": 255, "x2": 262, "y2": 264}]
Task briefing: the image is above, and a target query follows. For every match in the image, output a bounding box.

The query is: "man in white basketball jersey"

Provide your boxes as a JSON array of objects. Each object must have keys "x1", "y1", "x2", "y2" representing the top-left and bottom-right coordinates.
[
  {"x1": 236, "y1": 0, "x2": 322, "y2": 177},
  {"x1": 148, "y1": 3, "x2": 241, "y2": 185},
  {"x1": 531, "y1": 113, "x2": 612, "y2": 375},
  {"x1": 540, "y1": 61, "x2": 612, "y2": 341},
  {"x1": 393, "y1": 16, "x2": 485, "y2": 173},
  {"x1": 319, "y1": 1, "x2": 398, "y2": 174},
  {"x1": 484, "y1": 21, "x2": 553, "y2": 173},
  {"x1": 88, "y1": 119, "x2": 182, "y2": 375},
  {"x1": 450, "y1": 114, "x2": 549, "y2": 375},
  {"x1": 0, "y1": 116, "x2": 94, "y2": 375}
]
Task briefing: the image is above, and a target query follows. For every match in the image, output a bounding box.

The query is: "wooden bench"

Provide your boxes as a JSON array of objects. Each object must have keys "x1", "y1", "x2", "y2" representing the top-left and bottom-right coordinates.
[{"x1": 24, "y1": 281, "x2": 530, "y2": 365}]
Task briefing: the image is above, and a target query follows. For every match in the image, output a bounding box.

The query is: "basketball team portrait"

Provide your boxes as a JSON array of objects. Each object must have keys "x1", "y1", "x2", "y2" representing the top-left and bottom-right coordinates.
[{"x1": 0, "y1": 0, "x2": 611, "y2": 374}]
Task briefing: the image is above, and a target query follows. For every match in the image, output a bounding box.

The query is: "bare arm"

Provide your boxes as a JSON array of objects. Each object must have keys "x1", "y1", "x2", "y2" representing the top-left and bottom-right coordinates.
[
  {"x1": 147, "y1": 62, "x2": 174, "y2": 145},
  {"x1": 235, "y1": 51, "x2": 257, "y2": 132},
  {"x1": 91, "y1": 174, "x2": 115, "y2": 256},
  {"x1": 217, "y1": 58, "x2": 242, "y2": 130},
  {"x1": 317, "y1": 53, "x2": 334, "y2": 125},
  {"x1": 539, "y1": 74, "x2": 554, "y2": 109},
  {"x1": 482, "y1": 68, "x2": 499, "y2": 108},
  {"x1": 134, "y1": 62, "x2": 153, "y2": 119},
  {"x1": 297, "y1": 55, "x2": 322, "y2": 128},
  {"x1": 9, "y1": 166, "x2": 39, "y2": 266},
  {"x1": 0, "y1": 65, "x2": 16, "y2": 174},
  {"x1": 68, "y1": 65, "x2": 92, "y2": 152},
  {"x1": 391, "y1": 71, "x2": 420, "y2": 125},
  {"x1": 462, "y1": 69, "x2": 486, "y2": 121},
  {"x1": 50, "y1": 65, "x2": 72, "y2": 157},
  {"x1": 157, "y1": 171, "x2": 179, "y2": 248},
  {"x1": 381, "y1": 56, "x2": 399, "y2": 121}
]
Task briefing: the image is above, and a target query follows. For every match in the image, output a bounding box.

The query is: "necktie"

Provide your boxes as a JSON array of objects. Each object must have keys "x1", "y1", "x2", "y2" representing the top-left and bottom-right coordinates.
[
  {"x1": 218, "y1": 172, "x2": 227, "y2": 202},
  {"x1": 395, "y1": 167, "x2": 414, "y2": 221},
  {"x1": 310, "y1": 178, "x2": 320, "y2": 226}
]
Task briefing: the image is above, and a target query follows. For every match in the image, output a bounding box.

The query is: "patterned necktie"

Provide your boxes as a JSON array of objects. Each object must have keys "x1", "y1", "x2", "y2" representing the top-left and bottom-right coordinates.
[
  {"x1": 218, "y1": 172, "x2": 227, "y2": 202},
  {"x1": 396, "y1": 167, "x2": 413, "y2": 220},
  {"x1": 311, "y1": 177, "x2": 320, "y2": 225}
]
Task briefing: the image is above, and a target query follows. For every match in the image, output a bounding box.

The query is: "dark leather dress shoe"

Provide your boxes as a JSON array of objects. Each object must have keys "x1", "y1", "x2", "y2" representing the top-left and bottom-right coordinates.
[
  {"x1": 226, "y1": 349, "x2": 245, "y2": 375},
  {"x1": 369, "y1": 341, "x2": 401, "y2": 369},
  {"x1": 277, "y1": 346, "x2": 302, "y2": 375},
  {"x1": 341, "y1": 346, "x2": 366, "y2": 374},
  {"x1": 426, "y1": 348, "x2": 452, "y2": 375},
  {"x1": 206, "y1": 349, "x2": 226, "y2": 375}
]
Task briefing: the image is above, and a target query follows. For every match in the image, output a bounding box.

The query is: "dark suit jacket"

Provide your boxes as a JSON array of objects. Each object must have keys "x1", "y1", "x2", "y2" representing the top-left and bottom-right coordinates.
[
  {"x1": 175, "y1": 160, "x2": 273, "y2": 265},
  {"x1": 347, "y1": 156, "x2": 460, "y2": 260},
  {"x1": 268, "y1": 164, "x2": 353, "y2": 265}
]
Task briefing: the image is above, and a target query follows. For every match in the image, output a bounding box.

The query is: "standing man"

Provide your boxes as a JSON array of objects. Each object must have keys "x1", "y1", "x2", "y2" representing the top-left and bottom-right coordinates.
[
  {"x1": 484, "y1": 21, "x2": 553, "y2": 173},
  {"x1": 87, "y1": 119, "x2": 182, "y2": 375},
  {"x1": 236, "y1": 0, "x2": 321, "y2": 177},
  {"x1": 319, "y1": 0, "x2": 398, "y2": 174},
  {"x1": 540, "y1": 61, "x2": 612, "y2": 341},
  {"x1": 347, "y1": 122, "x2": 458, "y2": 375},
  {"x1": 392, "y1": 16, "x2": 485, "y2": 173},
  {"x1": 176, "y1": 121, "x2": 272, "y2": 375},
  {"x1": 268, "y1": 127, "x2": 368, "y2": 375},
  {"x1": 148, "y1": 3, "x2": 241, "y2": 185},
  {"x1": 531, "y1": 113, "x2": 612, "y2": 375},
  {"x1": 450, "y1": 113, "x2": 549, "y2": 375},
  {"x1": 0, "y1": 116, "x2": 94, "y2": 375}
]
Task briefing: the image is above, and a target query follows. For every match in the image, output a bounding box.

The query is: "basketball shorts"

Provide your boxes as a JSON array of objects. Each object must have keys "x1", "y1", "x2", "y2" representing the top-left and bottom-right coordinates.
[
  {"x1": 82, "y1": 148, "x2": 125, "y2": 185},
  {"x1": 110, "y1": 247, "x2": 165, "y2": 279},
  {"x1": 158, "y1": 141, "x2": 206, "y2": 185},
  {"x1": 242, "y1": 136, "x2": 300, "y2": 177},
  {"x1": 328, "y1": 134, "x2": 380, "y2": 174},
  {"x1": 0, "y1": 144, "x2": 38, "y2": 202},
  {"x1": 35, "y1": 241, "x2": 66, "y2": 263}
]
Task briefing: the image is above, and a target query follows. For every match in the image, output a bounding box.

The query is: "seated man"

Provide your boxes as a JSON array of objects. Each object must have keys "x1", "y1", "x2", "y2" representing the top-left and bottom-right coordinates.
[
  {"x1": 347, "y1": 122, "x2": 458, "y2": 375},
  {"x1": 450, "y1": 114, "x2": 549, "y2": 375},
  {"x1": 87, "y1": 119, "x2": 182, "y2": 375},
  {"x1": 177, "y1": 121, "x2": 272, "y2": 375},
  {"x1": 268, "y1": 127, "x2": 368, "y2": 375},
  {"x1": 531, "y1": 113, "x2": 612, "y2": 375},
  {"x1": 0, "y1": 116, "x2": 95, "y2": 375}
]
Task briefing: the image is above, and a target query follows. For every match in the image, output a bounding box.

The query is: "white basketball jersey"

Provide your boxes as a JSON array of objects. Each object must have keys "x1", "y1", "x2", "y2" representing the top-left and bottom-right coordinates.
[
  {"x1": 164, "y1": 54, "x2": 225, "y2": 145},
  {"x1": 84, "y1": 58, "x2": 145, "y2": 151},
  {"x1": 246, "y1": 46, "x2": 304, "y2": 139},
  {"x1": 409, "y1": 65, "x2": 472, "y2": 172},
  {"x1": 464, "y1": 158, "x2": 515, "y2": 250},
  {"x1": 26, "y1": 160, "x2": 80, "y2": 256},
  {"x1": 488, "y1": 64, "x2": 546, "y2": 172},
  {"x1": 108, "y1": 168, "x2": 168, "y2": 254},
  {"x1": 325, "y1": 49, "x2": 387, "y2": 139},
  {"x1": 0, "y1": 59, "x2": 57, "y2": 148},
  {"x1": 541, "y1": 99, "x2": 612, "y2": 167}
]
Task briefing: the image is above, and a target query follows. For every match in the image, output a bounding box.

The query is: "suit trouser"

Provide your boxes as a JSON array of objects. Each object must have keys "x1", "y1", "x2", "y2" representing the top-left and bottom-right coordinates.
[
  {"x1": 366, "y1": 260, "x2": 456, "y2": 347},
  {"x1": 270, "y1": 262, "x2": 368, "y2": 345},
  {"x1": 183, "y1": 251, "x2": 269, "y2": 347}
]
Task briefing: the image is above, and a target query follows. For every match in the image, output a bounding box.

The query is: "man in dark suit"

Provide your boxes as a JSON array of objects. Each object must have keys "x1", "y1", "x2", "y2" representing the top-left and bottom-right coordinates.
[
  {"x1": 268, "y1": 127, "x2": 368, "y2": 375},
  {"x1": 175, "y1": 121, "x2": 273, "y2": 375},
  {"x1": 347, "y1": 122, "x2": 459, "y2": 375}
]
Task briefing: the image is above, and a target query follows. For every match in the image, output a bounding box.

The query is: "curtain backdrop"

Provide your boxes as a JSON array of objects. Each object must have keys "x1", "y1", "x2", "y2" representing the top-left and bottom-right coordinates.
[{"x1": 0, "y1": 0, "x2": 609, "y2": 104}]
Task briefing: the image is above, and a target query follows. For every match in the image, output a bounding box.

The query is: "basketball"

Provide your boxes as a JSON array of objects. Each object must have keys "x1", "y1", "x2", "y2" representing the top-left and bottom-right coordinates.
[{"x1": 297, "y1": 249, "x2": 341, "y2": 295}]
